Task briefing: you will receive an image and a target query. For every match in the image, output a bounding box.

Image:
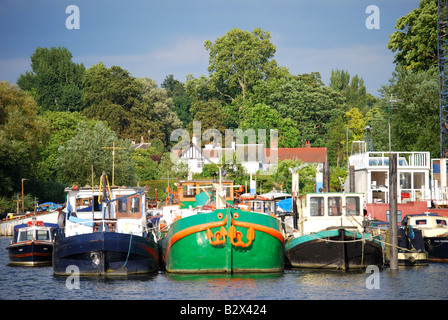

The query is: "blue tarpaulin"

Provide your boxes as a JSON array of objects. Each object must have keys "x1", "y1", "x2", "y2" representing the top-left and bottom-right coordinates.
[{"x1": 276, "y1": 197, "x2": 292, "y2": 212}]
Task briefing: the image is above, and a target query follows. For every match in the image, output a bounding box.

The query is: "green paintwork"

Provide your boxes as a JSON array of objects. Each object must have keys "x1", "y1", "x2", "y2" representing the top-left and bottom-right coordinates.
[
  {"x1": 159, "y1": 208, "x2": 284, "y2": 273},
  {"x1": 179, "y1": 199, "x2": 234, "y2": 209}
]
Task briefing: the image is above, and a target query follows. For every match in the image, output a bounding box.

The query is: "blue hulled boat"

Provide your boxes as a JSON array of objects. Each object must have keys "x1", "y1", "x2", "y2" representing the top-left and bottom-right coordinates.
[
  {"x1": 7, "y1": 219, "x2": 58, "y2": 266},
  {"x1": 53, "y1": 172, "x2": 159, "y2": 276}
]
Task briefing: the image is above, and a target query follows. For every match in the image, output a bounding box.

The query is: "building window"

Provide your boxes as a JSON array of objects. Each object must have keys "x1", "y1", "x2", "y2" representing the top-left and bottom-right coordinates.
[{"x1": 399, "y1": 172, "x2": 411, "y2": 189}]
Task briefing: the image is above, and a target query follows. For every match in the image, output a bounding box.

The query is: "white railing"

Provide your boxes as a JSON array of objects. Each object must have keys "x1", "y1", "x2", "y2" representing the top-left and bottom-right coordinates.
[{"x1": 349, "y1": 152, "x2": 430, "y2": 170}]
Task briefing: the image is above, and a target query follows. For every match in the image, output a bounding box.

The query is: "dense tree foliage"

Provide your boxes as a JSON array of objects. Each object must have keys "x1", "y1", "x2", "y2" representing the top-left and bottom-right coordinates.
[
  {"x1": 17, "y1": 47, "x2": 85, "y2": 112},
  {"x1": 0, "y1": 82, "x2": 47, "y2": 195},
  {"x1": 387, "y1": 0, "x2": 437, "y2": 72}
]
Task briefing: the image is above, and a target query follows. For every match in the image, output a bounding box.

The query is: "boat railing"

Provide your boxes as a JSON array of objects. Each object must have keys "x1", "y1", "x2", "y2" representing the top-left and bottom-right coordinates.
[
  {"x1": 349, "y1": 151, "x2": 430, "y2": 170},
  {"x1": 65, "y1": 216, "x2": 150, "y2": 234}
]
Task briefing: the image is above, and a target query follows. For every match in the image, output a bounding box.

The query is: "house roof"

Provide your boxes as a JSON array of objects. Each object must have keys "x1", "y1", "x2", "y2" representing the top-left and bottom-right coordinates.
[
  {"x1": 131, "y1": 142, "x2": 151, "y2": 150},
  {"x1": 175, "y1": 141, "x2": 327, "y2": 165},
  {"x1": 265, "y1": 147, "x2": 327, "y2": 163}
]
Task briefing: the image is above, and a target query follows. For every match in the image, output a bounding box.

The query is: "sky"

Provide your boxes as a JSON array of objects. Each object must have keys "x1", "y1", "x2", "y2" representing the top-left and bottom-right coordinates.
[{"x1": 0, "y1": 0, "x2": 421, "y2": 96}]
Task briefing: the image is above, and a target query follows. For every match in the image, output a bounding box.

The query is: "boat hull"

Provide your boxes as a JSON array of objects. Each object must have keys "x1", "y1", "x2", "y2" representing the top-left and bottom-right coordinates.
[
  {"x1": 53, "y1": 231, "x2": 159, "y2": 276},
  {"x1": 424, "y1": 236, "x2": 448, "y2": 262},
  {"x1": 7, "y1": 241, "x2": 53, "y2": 266},
  {"x1": 284, "y1": 228, "x2": 384, "y2": 270},
  {"x1": 159, "y1": 208, "x2": 284, "y2": 273},
  {"x1": 398, "y1": 252, "x2": 428, "y2": 266}
]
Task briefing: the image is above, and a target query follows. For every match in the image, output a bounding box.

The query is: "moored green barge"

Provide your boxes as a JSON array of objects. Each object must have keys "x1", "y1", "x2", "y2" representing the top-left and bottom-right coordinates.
[{"x1": 159, "y1": 208, "x2": 284, "y2": 273}]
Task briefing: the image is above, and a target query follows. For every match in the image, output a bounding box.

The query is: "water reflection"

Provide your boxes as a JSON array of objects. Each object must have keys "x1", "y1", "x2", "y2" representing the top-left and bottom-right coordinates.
[
  {"x1": 1, "y1": 236, "x2": 448, "y2": 300},
  {"x1": 164, "y1": 272, "x2": 284, "y2": 300}
]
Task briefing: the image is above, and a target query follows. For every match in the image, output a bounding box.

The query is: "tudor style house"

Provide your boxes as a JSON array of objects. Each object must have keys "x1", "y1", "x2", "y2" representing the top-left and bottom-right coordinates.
[{"x1": 176, "y1": 136, "x2": 328, "y2": 186}]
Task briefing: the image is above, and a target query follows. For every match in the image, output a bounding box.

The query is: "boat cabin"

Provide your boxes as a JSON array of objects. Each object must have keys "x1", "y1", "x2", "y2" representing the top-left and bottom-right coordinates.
[
  {"x1": 63, "y1": 185, "x2": 147, "y2": 237},
  {"x1": 402, "y1": 212, "x2": 448, "y2": 238},
  {"x1": 13, "y1": 220, "x2": 55, "y2": 244},
  {"x1": 295, "y1": 193, "x2": 365, "y2": 235}
]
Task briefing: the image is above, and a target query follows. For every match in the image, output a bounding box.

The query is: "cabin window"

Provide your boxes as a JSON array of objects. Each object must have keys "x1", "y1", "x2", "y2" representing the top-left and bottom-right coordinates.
[
  {"x1": 415, "y1": 219, "x2": 426, "y2": 225},
  {"x1": 116, "y1": 195, "x2": 141, "y2": 219},
  {"x1": 18, "y1": 230, "x2": 34, "y2": 242},
  {"x1": 328, "y1": 197, "x2": 342, "y2": 216},
  {"x1": 310, "y1": 197, "x2": 324, "y2": 216},
  {"x1": 36, "y1": 230, "x2": 50, "y2": 240},
  {"x1": 182, "y1": 185, "x2": 196, "y2": 198},
  {"x1": 117, "y1": 197, "x2": 127, "y2": 214},
  {"x1": 131, "y1": 197, "x2": 140, "y2": 213},
  {"x1": 436, "y1": 219, "x2": 447, "y2": 226},
  {"x1": 346, "y1": 197, "x2": 360, "y2": 216},
  {"x1": 75, "y1": 196, "x2": 100, "y2": 212}
]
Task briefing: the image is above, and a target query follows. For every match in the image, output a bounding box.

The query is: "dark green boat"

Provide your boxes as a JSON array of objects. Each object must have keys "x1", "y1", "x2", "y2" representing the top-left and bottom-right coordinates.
[{"x1": 159, "y1": 207, "x2": 284, "y2": 273}]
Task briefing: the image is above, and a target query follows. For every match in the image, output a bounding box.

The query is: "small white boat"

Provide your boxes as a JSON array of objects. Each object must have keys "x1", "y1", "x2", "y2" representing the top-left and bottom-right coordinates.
[{"x1": 402, "y1": 213, "x2": 448, "y2": 262}]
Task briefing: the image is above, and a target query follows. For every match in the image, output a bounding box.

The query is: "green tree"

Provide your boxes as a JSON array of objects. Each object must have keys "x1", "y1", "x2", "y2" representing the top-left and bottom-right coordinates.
[
  {"x1": 133, "y1": 77, "x2": 182, "y2": 147},
  {"x1": 162, "y1": 75, "x2": 193, "y2": 127},
  {"x1": 188, "y1": 99, "x2": 228, "y2": 135},
  {"x1": 239, "y1": 103, "x2": 299, "y2": 148},
  {"x1": 194, "y1": 153, "x2": 249, "y2": 186},
  {"x1": 17, "y1": 47, "x2": 85, "y2": 111},
  {"x1": 325, "y1": 115, "x2": 347, "y2": 167},
  {"x1": 204, "y1": 28, "x2": 286, "y2": 104},
  {"x1": 270, "y1": 159, "x2": 317, "y2": 194},
  {"x1": 387, "y1": 0, "x2": 437, "y2": 72},
  {"x1": 380, "y1": 67, "x2": 439, "y2": 157},
  {"x1": 329, "y1": 69, "x2": 376, "y2": 112},
  {"x1": 133, "y1": 147, "x2": 161, "y2": 181},
  {"x1": 265, "y1": 78, "x2": 346, "y2": 146},
  {"x1": 0, "y1": 81, "x2": 48, "y2": 195},
  {"x1": 82, "y1": 62, "x2": 141, "y2": 137},
  {"x1": 56, "y1": 121, "x2": 135, "y2": 186},
  {"x1": 345, "y1": 107, "x2": 366, "y2": 141},
  {"x1": 37, "y1": 111, "x2": 93, "y2": 182}
]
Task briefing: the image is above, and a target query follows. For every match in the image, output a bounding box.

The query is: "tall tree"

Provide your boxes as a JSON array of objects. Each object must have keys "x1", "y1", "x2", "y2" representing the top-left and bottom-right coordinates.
[
  {"x1": 56, "y1": 121, "x2": 135, "y2": 186},
  {"x1": 329, "y1": 69, "x2": 376, "y2": 112},
  {"x1": 380, "y1": 67, "x2": 439, "y2": 157},
  {"x1": 133, "y1": 77, "x2": 182, "y2": 146},
  {"x1": 17, "y1": 47, "x2": 85, "y2": 111},
  {"x1": 0, "y1": 81, "x2": 48, "y2": 195},
  {"x1": 162, "y1": 75, "x2": 193, "y2": 127},
  {"x1": 82, "y1": 62, "x2": 141, "y2": 137},
  {"x1": 37, "y1": 111, "x2": 93, "y2": 182},
  {"x1": 204, "y1": 28, "x2": 286, "y2": 104},
  {"x1": 387, "y1": 0, "x2": 437, "y2": 72},
  {"x1": 264, "y1": 78, "x2": 347, "y2": 146},
  {"x1": 239, "y1": 103, "x2": 299, "y2": 148},
  {"x1": 325, "y1": 115, "x2": 347, "y2": 167}
]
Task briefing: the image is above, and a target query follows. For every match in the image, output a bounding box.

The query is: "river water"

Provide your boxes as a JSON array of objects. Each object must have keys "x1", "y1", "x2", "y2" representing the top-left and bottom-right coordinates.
[{"x1": 0, "y1": 236, "x2": 447, "y2": 304}]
